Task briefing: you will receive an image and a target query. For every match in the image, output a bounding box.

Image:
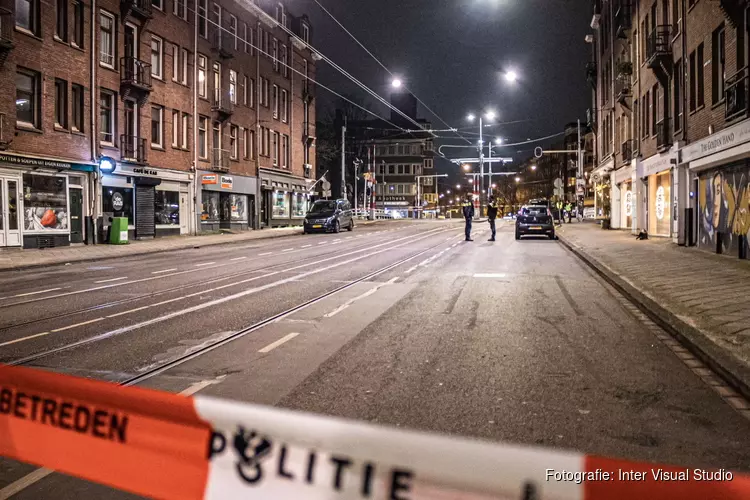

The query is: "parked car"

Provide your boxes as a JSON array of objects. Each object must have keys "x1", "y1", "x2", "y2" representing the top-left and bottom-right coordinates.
[
  {"x1": 303, "y1": 199, "x2": 354, "y2": 233},
  {"x1": 515, "y1": 204, "x2": 555, "y2": 240}
]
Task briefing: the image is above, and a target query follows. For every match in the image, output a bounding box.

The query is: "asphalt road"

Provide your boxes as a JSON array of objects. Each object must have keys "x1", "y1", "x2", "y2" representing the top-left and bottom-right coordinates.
[{"x1": 0, "y1": 219, "x2": 749, "y2": 499}]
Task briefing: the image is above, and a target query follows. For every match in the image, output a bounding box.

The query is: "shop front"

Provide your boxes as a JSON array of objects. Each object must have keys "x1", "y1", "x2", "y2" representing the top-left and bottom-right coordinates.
[
  {"x1": 259, "y1": 169, "x2": 310, "y2": 228},
  {"x1": 590, "y1": 160, "x2": 613, "y2": 222},
  {"x1": 376, "y1": 195, "x2": 413, "y2": 218},
  {"x1": 681, "y1": 120, "x2": 750, "y2": 258},
  {"x1": 0, "y1": 153, "x2": 94, "y2": 249},
  {"x1": 200, "y1": 173, "x2": 256, "y2": 232},
  {"x1": 101, "y1": 164, "x2": 191, "y2": 241},
  {"x1": 637, "y1": 151, "x2": 676, "y2": 238},
  {"x1": 611, "y1": 163, "x2": 634, "y2": 231}
]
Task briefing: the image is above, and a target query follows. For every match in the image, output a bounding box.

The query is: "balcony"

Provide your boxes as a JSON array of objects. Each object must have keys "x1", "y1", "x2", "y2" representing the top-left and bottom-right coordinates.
[
  {"x1": 211, "y1": 149, "x2": 230, "y2": 173},
  {"x1": 120, "y1": 57, "x2": 152, "y2": 99},
  {"x1": 646, "y1": 25, "x2": 673, "y2": 78},
  {"x1": 211, "y1": 28, "x2": 233, "y2": 59},
  {"x1": 614, "y1": 0, "x2": 632, "y2": 38},
  {"x1": 655, "y1": 119, "x2": 671, "y2": 152},
  {"x1": 615, "y1": 77, "x2": 632, "y2": 109},
  {"x1": 725, "y1": 67, "x2": 749, "y2": 121},
  {"x1": 719, "y1": 0, "x2": 750, "y2": 28},
  {"x1": 620, "y1": 140, "x2": 633, "y2": 165},
  {"x1": 586, "y1": 62, "x2": 597, "y2": 88},
  {"x1": 211, "y1": 90, "x2": 235, "y2": 120},
  {"x1": 120, "y1": 0, "x2": 152, "y2": 21},
  {"x1": 120, "y1": 135, "x2": 147, "y2": 164}
]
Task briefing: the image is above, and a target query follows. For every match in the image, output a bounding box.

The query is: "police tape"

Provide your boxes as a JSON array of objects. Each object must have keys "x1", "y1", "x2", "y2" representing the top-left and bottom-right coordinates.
[{"x1": 0, "y1": 364, "x2": 748, "y2": 500}]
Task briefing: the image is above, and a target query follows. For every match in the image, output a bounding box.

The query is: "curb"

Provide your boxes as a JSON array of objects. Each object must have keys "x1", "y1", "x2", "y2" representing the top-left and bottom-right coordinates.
[
  {"x1": 0, "y1": 220, "x2": 385, "y2": 274},
  {"x1": 557, "y1": 233, "x2": 750, "y2": 402}
]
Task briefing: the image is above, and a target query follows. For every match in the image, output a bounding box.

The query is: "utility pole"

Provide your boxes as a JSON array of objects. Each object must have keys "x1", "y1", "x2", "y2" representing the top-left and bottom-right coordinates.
[
  {"x1": 479, "y1": 117, "x2": 485, "y2": 219},
  {"x1": 488, "y1": 141, "x2": 493, "y2": 199},
  {"x1": 341, "y1": 116, "x2": 347, "y2": 200}
]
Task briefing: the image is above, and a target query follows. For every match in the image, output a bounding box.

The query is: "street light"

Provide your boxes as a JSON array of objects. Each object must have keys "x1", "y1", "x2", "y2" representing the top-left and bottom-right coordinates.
[
  {"x1": 467, "y1": 113, "x2": 476, "y2": 122},
  {"x1": 391, "y1": 78, "x2": 402, "y2": 88},
  {"x1": 456, "y1": 184, "x2": 461, "y2": 189},
  {"x1": 492, "y1": 183, "x2": 497, "y2": 189},
  {"x1": 495, "y1": 137, "x2": 503, "y2": 145},
  {"x1": 462, "y1": 164, "x2": 471, "y2": 171},
  {"x1": 531, "y1": 165, "x2": 537, "y2": 171},
  {"x1": 515, "y1": 177, "x2": 521, "y2": 183},
  {"x1": 504, "y1": 70, "x2": 518, "y2": 83},
  {"x1": 485, "y1": 110, "x2": 496, "y2": 121},
  {"x1": 446, "y1": 189, "x2": 451, "y2": 194}
]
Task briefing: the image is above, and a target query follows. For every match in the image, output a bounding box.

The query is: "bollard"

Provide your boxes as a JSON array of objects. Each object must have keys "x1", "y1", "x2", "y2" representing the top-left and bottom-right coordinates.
[
  {"x1": 716, "y1": 232, "x2": 723, "y2": 254},
  {"x1": 740, "y1": 235, "x2": 748, "y2": 260}
]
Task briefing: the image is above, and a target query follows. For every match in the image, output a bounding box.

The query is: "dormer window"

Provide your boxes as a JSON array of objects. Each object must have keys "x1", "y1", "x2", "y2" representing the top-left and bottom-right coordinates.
[{"x1": 301, "y1": 23, "x2": 309, "y2": 43}]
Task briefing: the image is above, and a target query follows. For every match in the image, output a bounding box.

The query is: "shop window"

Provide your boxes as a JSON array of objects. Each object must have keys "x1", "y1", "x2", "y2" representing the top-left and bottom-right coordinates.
[
  {"x1": 272, "y1": 191, "x2": 289, "y2": 218},
  {"x1": 648, "y1": 172, "x2": 671, "y2": 236},
  {"x1": 102, "y1": 186, "x2": 133, "y2": 225},
  {"x1": 201, "y1": 191, "x2": 220, "y2": 222},
  {"x1": 23, "y1": 175, "x2": 68, "y2": 231},
  {"x1": 155, "y1": 190, "x2": 180, "y2": 225},
  {"x1": 293, "y1": 193, "x2": 306, "y2": 218},
  {"x1": 224, "y1": 194, "x2": 248, "y2": 222}
]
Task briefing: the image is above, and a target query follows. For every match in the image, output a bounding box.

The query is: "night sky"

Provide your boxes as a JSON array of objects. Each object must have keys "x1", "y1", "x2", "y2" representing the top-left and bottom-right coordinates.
[{"x1": 292, "y1": 0, "x2": 592, "y2": 168}]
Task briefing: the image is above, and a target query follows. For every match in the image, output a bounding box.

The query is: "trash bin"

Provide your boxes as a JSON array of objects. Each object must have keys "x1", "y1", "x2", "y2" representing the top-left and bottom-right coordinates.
[{"x1": 109, "y1": 217, "x2": 129, "y2": 245}]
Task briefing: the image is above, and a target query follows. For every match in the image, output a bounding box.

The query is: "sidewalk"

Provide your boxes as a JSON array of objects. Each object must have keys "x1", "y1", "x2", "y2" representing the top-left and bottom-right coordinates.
[
  {"x1": 0, "y1": 221, "x2": 383, "y2": 272},
  {"x1": 556, "y1": 222, "x2": 750, "y2": 399}
]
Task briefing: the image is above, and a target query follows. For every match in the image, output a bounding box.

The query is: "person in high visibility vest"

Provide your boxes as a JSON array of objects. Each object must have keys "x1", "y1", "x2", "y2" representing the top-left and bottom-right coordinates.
[
  {"x1": 565, "y1": 202, "x2": 573, "y2": 223},
  {"x1": 487, "y1": 196, "x2": 498, "y2": 241},
  {"x1": 462, "y1": 196, "x2": 475, "y2": 241}
]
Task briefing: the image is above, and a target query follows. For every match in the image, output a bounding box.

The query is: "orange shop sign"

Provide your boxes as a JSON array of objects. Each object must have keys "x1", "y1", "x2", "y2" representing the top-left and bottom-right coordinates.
[
  {"x1": 202, "y1": 175, "x2": 218, "y2": 185},
  {"x1": 220, "y1": 176, "x2": 233, "y2": 189}
]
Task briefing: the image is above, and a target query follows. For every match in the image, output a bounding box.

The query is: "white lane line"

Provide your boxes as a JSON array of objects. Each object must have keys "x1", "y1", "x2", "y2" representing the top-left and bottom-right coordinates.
[
  {"x1": 282, "y1": 248, "x2": 294, "y2": 252},
  {"x1": 179, "y1": 375, "x2": 226, "y2": 395},
  {"x1": 405, "y1": 266, "x2": 418, "y2": 274},
  {"x1": 345, "y1": 236, "x2": 352, "y2": 239},
  {"x1": 301, "y1": 244, "x2": 312, "y2": 248},
  {"x1": 152, "y1": 268, "x2": 177, "y2": 274},
  {"x1": 230, "y1": 257, "x2": 247, "y2": 261},
  {"x1": 195, "y1": 262, "x2": 216, "y2": 267},
  {"x1": 94, "y1": 277, "x2": 128, "y2": 284},
  {"x1": 12, "y1": 288, "x2": 62, "y2": 297},
  {"x1": 0, "y1": 331, "x2": 52, "y2": 348},
  {"x1": 8, "y1": 228, "x2": 450, "y2": 349},
  {"x1": 51, "y1": 317, "x2": 105, "y2": 332},
  {"x1": 473, "y1": 273, "x2": 507, "y2": 278},
  {"x1": 106, "y1": 305, "x2": 152, "y2": 318},
  {"x1": 258, "y1": 252, "x2": 272, "y2": 256},
  {"x1": 0, "y1": 468, "x2": 54, "y2": 500},
  {"x1": 258, "y1": 332, "x2": 300, "y2": 353},
  {"x1": 317, "y1": 242, "x2": 328, "y2": 245},
  {"x1": 324, "y1": 277, "x2": 399, "y2": 318}
]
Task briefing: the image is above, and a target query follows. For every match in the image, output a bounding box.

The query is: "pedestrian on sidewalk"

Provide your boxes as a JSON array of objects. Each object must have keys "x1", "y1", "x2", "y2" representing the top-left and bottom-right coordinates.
[
  {"x1": 487, "y1": 196, "x2": 498, "y2": 241},
  {"x1": 462, "y1": 195, "x2": 475, "y2": 241},
  {"x1": 565, "y1": 202, "x2": 573, "y2": 223}
]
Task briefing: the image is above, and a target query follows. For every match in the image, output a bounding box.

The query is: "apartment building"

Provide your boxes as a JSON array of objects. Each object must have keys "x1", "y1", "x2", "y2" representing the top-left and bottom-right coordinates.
[
  {"x1": 590, "y1": 0, "x2": 750, "y2": 260},
  {"x1": 0, "y1": 0, "x2": 316, "y2": 249}
]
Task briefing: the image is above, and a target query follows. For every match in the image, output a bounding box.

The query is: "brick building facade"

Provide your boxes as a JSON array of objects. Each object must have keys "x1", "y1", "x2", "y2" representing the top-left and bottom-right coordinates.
[
  {"x1": 591, "y1": 0, "x2": 750, "y2": 261},
  {"x1": 0, "y1": 0, "x2": 316, "y2": 249}
]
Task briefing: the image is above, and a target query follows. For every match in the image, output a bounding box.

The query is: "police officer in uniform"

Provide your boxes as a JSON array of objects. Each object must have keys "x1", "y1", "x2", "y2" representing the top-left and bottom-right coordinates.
[
  {"x1": 487, "y1": 196, "x2": 498, "y2": 241},
  {"x1": 462, "y1": 195, "x2": 475, "y2": 241}
]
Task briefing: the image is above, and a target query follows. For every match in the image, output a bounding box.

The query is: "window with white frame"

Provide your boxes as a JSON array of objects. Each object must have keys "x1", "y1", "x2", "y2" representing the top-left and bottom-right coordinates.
[
  {"x1": 272, "y1": 38, "x2": 278, "y2": 71},
  {"x1": 171, "y1": 110, "x2": 179, "y2": 147},
  {"x1": 272, "y1": 131, "x2": 279, "y2": 165},
  {"x1": 198, "y1": 0, "x2": 207, "y2": 37},
  {"x1": 242, "y1": 127, "x2": 249, "y2": 158},
  {"x1": 99, "y1": 11, "x2": 115, "y2": 68},
  {"x1": 281, "y1": 44, "x2": 288, "y2": 78},
  {"x1": 152, "y1": 0, "x2": 162, "y2": 10},
  {"x1": 242, "y1": 75, "x2": 248, "y2": 105},
  {"x1": 281, "y1": 89, "x2": 288, "y2": 122},
  {"x1": 198, "y1": 54, "x2": 207, "y2": 97},
  {"x1": 249, "y1": 25, "x2": 254, "y2": 55},
  {"x1": 151, "y1": 106, "x2": 164, "y2": 148},
  {"x1": 99, "y1": 89, "x2": 115, "y2": 144},
  {"x1": 173, "y1": 0, "x2": 186, "y2": 20},
  {"x1": 273, "y1": 85, "x2": 279, "y2": 119},
  {"x1": 301, "y1": 23, "x2": 309, "y2": 43},
  {"x1": 249, "y1": 129, "x2": 256, "y2": 159},
  {"x1": 229, "y1": 15, "x2": 237, "y2": 50},
  {"x1": 282, "y1": 134, "x2": 289, "y2": 168},
  {"x1": 151, "y1": 36, "x2": 163, "y2": 79},
  {"x1": 230, "y1": 125, "x2": 238, "y2": 159},
  {"x1": 243, "y1": 23, "x2": 248, "y2": 53},
  {"x1": 249, "y1": 78, "x2": 255, "y2": 108},
  {"x1": 198, "y1": 116, "x2": 208, "y2": 158},
  {"x1": 16, "y1": 0, "x2": 40, "y2": 35},
  {"x1": 172, "y1": 45, "x2": 179, "y2": 82},
  {"x1": 424, "y1": 158, "x2": 433, "y2": 169},
  {"x1": 181, "y1": 48, "x2": 188, "y2": 85},
  {"x1": 229, "y1": 70, "x2": 237, "y2": 103},
  {"x1": 181, "y1": 113, "x2": 189, "y2": 149}
]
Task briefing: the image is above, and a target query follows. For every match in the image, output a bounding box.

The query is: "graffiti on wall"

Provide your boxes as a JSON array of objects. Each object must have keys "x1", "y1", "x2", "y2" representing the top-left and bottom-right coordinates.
[{"x1": 698, "y1": 163, "x2": 750, "y2": 255}]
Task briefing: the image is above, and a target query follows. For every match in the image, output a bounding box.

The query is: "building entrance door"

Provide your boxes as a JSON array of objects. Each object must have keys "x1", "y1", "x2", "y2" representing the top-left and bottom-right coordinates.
[{"x1": 0, "y1": 177, "x2": 21, "y2": 247}]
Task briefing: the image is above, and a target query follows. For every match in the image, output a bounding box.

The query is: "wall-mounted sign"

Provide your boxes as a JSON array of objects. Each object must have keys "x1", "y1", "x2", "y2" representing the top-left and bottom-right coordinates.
[
  {"x1": 133, "y1": 167, "x2": 158, "y2": 176},
  {"x1": 0, "y1": 153, "x2": 78, "y2": 170},
  {"x1": 221, "y1": 176, "x2": 233, "y2": 189},
  {"x1": 624, "y1": 190, "x2": 632, "y2": 217},
  {"x1": 99, "y1": 156, "x2": 117, "y2": 174},
  {"x1": 202, "y1": 174, "x2": 218, "y2": 185},
  {"x1": 112, "y1": 192, "x2": 124, "y2": 211}
]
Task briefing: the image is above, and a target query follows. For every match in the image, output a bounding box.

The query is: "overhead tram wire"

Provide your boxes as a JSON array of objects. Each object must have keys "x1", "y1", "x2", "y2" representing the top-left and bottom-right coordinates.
[{"x1": 313, "y1": 0, "x2": 473, "y2": 146}]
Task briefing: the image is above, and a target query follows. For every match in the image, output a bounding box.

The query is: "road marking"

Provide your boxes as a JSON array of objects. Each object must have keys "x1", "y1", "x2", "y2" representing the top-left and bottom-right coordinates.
[
  {"x1": 405, "y1": 266, "x2": 418, "y2": 274},
  {"x1": 0, "y1": 331, "x2": 52, "y2": 348},
  {"x1": 195, "y1": 262, "x2": 216, "y2": 267},
  {"x1": 258, "y1": 332, "x2": 300, "y2": 353},
  {"x1": 230, "y1": 257, "x2": 247, "y2": 261},
  {"x1": 12, "y1": 288, "x2": 62, "y2": 297},
  {"x1": 301, "y1": 244, "x2": 312, "y2": 248},
  {"x1": 473, "y1": 273, "x2": 507, "y2": 278},
  {"x1": 282, "y1": 248, "x2": 294, "y2": 252},
  {"x1": 8, "y1": 228, "x2": 451, "y2": 350},
  {"x1": 345, "y1": 236, "x2": 352, "y2": 239},
  {"x1": 179, "y1": 375, "x2": 226, "y2": 395},
  {"x1": 107, "y1": 305, "x2": 152, "y2": 318},
  {"x1": 94, "y1": 277, "x2": 128, "y2": 284},
  {"x1": 318, "y1": 242, "x2": 327, "y2": 245},
  {"x1": 152, "y1": 268, "x2": 177, "y2": 274},
  {"x1": 0, "y1": 468, "x2": 54, "y2": 500},
  {"x1": 324, "y1": 277, "x2": 399, "y2": 318},
  {"x1": 51, "y1": 317, "x2": 105, "y2": 332},
  {"x1": 259, "y1": 252, "x2": 272, "y2": 256}
]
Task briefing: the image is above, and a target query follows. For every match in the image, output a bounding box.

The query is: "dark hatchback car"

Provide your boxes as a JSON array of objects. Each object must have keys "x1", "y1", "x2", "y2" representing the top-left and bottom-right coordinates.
[
  {"x1": 515, "y1": 204, "x2": 555, "y2": 240},
  {"x1": 303, "y1": 199, "x2": 354, "y2": 233}
]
